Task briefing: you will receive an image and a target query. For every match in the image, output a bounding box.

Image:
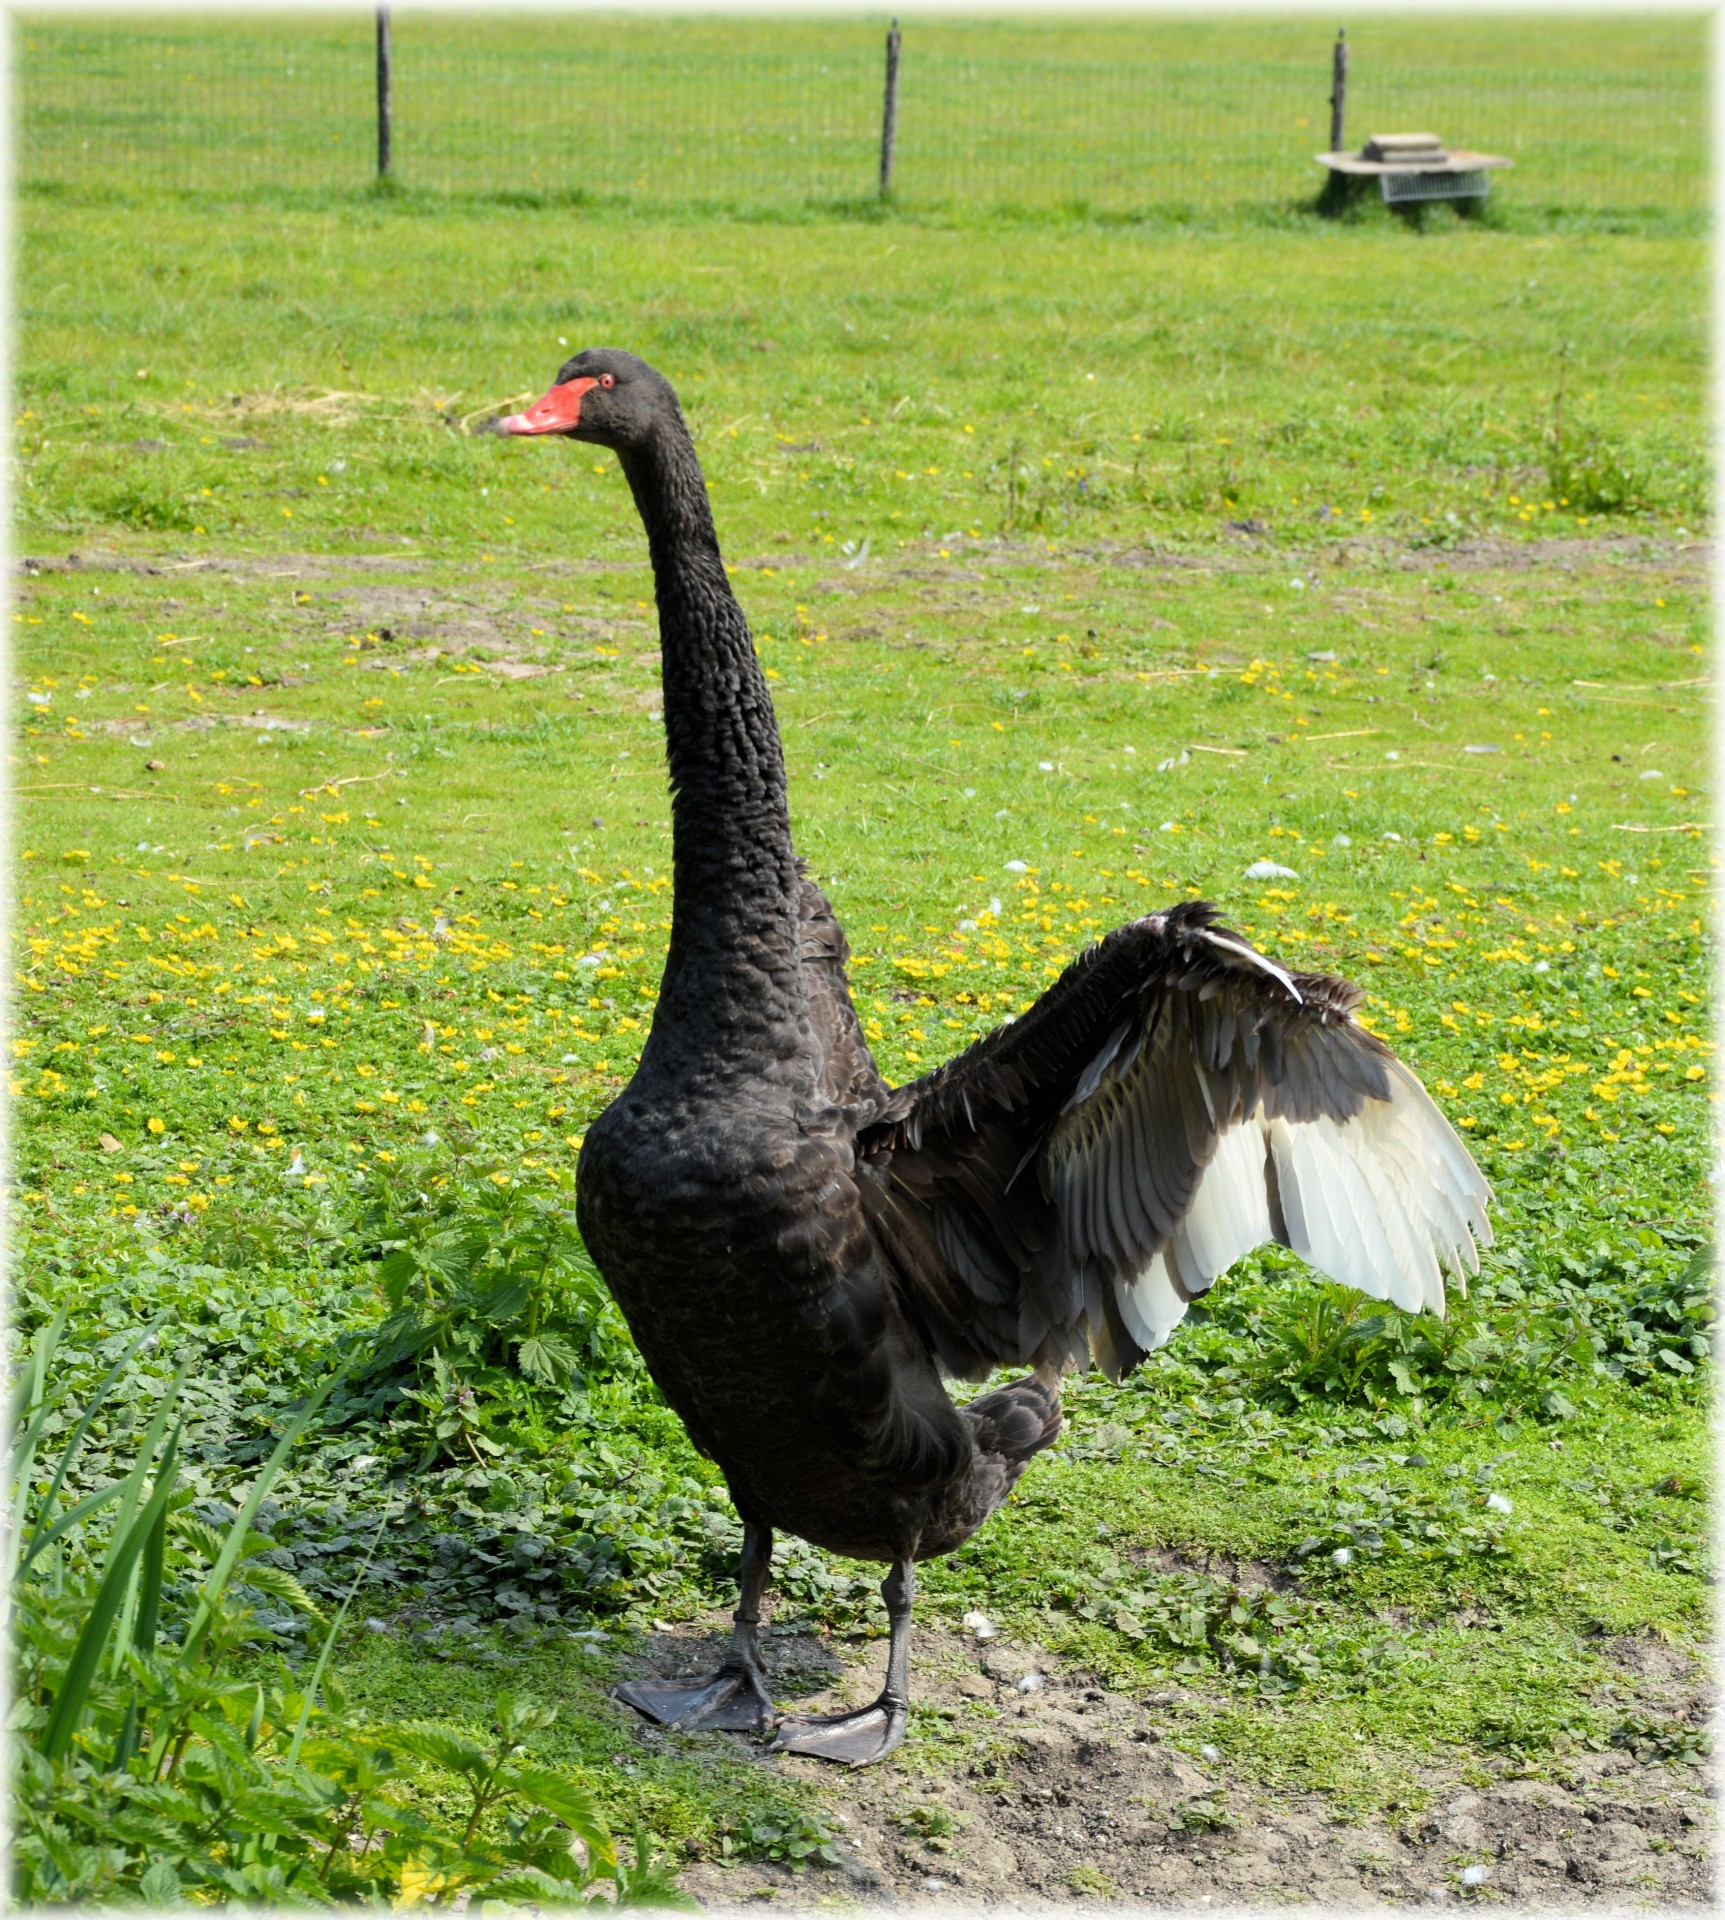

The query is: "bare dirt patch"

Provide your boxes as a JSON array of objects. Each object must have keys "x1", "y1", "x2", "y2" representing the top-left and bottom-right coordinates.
[
  {"x1": 16, "y1": 548, "x2": 437, "y2": 580},
  {"x1": 16, "y1": 530, "x2": 1708, "y2": 595},
  {"x1": 1380, "y1": 533, "x2": 1711, "y2": 576},
  {"x1": 323, "y1": 583, "x2": 648, "y2": 671},
  {"x1": 1087, "y1": 533, "x2": 1709, "y2": 578},
  {"x1": 80, "y1": 711, "x2": 310, "y2": 737},
  {"x1": 613, "y1": 1620, "x2": 1714, "y2": 1911}
]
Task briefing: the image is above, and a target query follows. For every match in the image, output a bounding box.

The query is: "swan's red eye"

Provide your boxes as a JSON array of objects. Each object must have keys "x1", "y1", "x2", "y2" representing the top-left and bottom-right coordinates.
[{"x1": 600, "y1": 373, "x2": 615, "y2": 389}]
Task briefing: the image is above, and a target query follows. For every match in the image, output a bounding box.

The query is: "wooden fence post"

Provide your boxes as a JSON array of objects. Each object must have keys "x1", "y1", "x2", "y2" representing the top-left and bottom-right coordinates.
[
  {"x1": 1317, "y1": 25, "x2": 1349, "y2": 214},
  {"x1": 879, "y1": 18, "x2": 901, "y2": 199},
  {"x1": 376, "y1": 6, "x2": 393, "y2": 180},
  {"x1": 1329, "y1": 26, "x2": 1347, "y2": 155}
]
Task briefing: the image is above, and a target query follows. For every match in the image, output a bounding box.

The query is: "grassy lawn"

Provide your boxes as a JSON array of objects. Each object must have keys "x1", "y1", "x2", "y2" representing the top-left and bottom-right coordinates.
[
  {"x1": 17, "y1": 12, "x2": 1706, "y2": 215},
  {"x1": 12, "y1": 141, "x2": 1711, "y2": 1904}
]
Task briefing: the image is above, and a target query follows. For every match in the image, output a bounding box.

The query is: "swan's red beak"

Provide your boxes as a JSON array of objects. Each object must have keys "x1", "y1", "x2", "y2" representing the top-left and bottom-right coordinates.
[{"x1": 500, "y1": 377, "x2": 597, "y2": 435}]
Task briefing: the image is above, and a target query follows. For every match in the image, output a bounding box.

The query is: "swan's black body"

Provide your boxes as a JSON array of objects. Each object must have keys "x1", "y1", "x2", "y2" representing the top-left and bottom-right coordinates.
[
  {"x1": 500, "y1": 350, "x2": 1492, "y2": 1764},
  {"x1": 520, "y1": 355, "x2": 1059, "y2": 1578}
]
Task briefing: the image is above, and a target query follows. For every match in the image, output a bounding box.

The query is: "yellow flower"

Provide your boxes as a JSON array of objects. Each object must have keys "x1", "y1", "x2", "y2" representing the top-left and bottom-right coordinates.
[
  {"x1": 393, "y1": 1860, "x2": 457, "y2": 1909},
  {"x1": 146, "y1": 1117, "x2": 164, "y2": 1134}
]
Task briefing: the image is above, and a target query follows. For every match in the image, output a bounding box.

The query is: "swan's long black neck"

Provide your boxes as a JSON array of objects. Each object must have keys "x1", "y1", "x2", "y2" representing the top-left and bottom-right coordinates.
[{"x1": 617, "y1": 417, "x2": 807, "y2": 1075}]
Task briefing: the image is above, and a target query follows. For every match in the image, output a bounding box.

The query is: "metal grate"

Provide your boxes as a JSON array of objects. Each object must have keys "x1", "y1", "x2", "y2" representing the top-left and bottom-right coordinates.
[{"x1": 1381, "y1": 167, "x2": 1491, "y2": 203}]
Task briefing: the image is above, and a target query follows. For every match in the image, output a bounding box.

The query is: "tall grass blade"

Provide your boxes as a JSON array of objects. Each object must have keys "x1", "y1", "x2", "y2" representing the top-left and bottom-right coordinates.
[
  {"x1": 5, "y1": 1303, "x2": 68, "y2": 1448},
  {"x1": 286, "y1": 1517, "x2": 383, "y2": 1765},
  {"x1": 41, "y1": 1424, "x2": 180, "y2": 1763},
  {"x1": 22, "y1": 1315, "x2": 167, "y2": 1567},
  {"x1": 17, "y1": 1477, "x2": 127, "y2": 1577},
  {"x1": 5, "y1": 1305, "x2": 70, "y2": 1593},
  {"x1": 98, "y1": 1355, "x2": 188, "y2": 1581},
  {"x1": 107, "y1": 1493, "x2": 170, "y2": 1771},
  {"x1": 177, "y1": 1368, "x2": 341, "y2": 1665},
  {"x1": 110, "y1": 1698, "x2": 144, "y2": 1774},
  {"x1": 104, "y1": 1358, "x2": 190, "y2": 1666},
  {"x1": 135, "y1": 1480, "x2": 168, "y2": 1654}
]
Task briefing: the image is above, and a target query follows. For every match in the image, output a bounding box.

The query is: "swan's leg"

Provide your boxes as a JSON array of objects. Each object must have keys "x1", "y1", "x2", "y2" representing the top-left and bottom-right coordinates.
[
  {"x1": 770, "y1": 1556, "x2": 913, "y2": 1766},
  {"x1": 614, "y1": 1521, "x2": 777, "y2": 1733}
]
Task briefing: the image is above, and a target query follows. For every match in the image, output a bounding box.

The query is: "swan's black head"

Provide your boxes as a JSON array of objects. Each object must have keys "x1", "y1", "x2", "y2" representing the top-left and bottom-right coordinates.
[{"x1": 499, "y1": 348, "x2": 677, "y2": 449}]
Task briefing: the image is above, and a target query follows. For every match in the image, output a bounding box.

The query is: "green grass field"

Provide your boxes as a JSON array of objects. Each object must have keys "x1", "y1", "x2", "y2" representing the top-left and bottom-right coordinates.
[
  {"x1": 10, "y1": 27, "x2": 1713, "y2": 1905},
  {"x1": 17, "y1": 11, "x2": 1708, "y2": 217}
]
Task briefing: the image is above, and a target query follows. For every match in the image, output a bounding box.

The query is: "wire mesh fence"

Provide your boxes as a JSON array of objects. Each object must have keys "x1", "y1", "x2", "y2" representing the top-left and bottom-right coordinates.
[{"x1": 15, "y1": 11, "x2": 1709, "y2": 218}]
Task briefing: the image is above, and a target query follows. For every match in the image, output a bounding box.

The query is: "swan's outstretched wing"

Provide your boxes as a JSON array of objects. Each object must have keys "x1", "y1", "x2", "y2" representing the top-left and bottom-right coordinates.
[{"x1": 856, "y1": 901, "x2": 1492, "y2": 1381}]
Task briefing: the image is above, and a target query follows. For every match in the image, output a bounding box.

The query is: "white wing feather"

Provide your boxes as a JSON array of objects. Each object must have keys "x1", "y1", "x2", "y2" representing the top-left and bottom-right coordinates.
[{"x1": 1115, "y1": 1050, "x2": 1493, "y2": 1353}]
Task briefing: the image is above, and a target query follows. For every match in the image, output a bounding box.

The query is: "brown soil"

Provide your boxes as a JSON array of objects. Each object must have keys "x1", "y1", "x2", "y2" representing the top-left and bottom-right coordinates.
[
  {"x1": 16, "y1": 530, "x2": 1709, "y2": 588},
  {"x1": 16, "y1": 549, "x2": 436, "y2": 579},
  {"x1": 80, "y1": 711, "x2": 310, "y2": 736},
  {"x1": 1078, "y1": 533, "x2": 1710, "y2": 578},
  {"x1": 316, "y1": 582, "x2": 628, "y2": 656},
  {"x1": 613, "y1": 1620, "x2": 1715, "y2": 1911}
]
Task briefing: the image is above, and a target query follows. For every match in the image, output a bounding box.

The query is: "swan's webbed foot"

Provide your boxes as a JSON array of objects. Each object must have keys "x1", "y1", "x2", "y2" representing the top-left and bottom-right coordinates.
[
  {"x1": 770, "y1": 1696, "x2": 907, "y2": 1766},
  {"x1": 615, "y1": 1660, "x2": 776, "y2": 1734},
  {"x1": 772, "y1": 1553, "x2": 916, "y2": 1767},
  {"x1": 615, "y1": 1520, "x2": 778, "y2": 1736}
]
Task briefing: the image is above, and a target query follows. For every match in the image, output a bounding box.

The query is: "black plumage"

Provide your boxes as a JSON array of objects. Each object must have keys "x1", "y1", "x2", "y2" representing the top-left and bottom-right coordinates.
[{"x1": 500, "y1": 350, "x2": 1492, "y2": 1765}]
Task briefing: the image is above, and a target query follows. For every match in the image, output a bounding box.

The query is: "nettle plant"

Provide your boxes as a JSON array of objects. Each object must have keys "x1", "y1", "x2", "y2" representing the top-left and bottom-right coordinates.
[
  {"x1": 350, "y1": 1172, "x2": 640, "y2": 1465},
  {"x1": 8, "y1": 1312, "x2": 687, "y2": 1909},
  {"x1": 1162, "y1": 1228, "x2": 1715, "y2": 1428}
]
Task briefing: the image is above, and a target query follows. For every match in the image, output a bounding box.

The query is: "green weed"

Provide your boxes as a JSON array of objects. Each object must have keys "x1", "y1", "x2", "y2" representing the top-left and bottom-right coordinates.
[
  {"x1": 1294, "y1": 1474, "x2": 1512, "y2": 1569},
  {"x1": 1610, "y1": 1711, "x2": 1712, "y2": 1765},
  {"x1": 718, "y1": 1808, "x2": 843, "y2": 1872},
  {"x1": 897, "y1": 1803, "x2": 961, "y2": 1848},
  {"x1": 1168, "y1": 1790, "x2": 1235, "y2": 1834},
  {"x1": 1543, "y1": 427, "x2": 1646, "y2": 517},
  {"x1": 9, "y1": 1321, "x2": 687, "y2": 1907},
  {"x1": 352, "y1": 1175, "x2": 638, "y2": 1465}
]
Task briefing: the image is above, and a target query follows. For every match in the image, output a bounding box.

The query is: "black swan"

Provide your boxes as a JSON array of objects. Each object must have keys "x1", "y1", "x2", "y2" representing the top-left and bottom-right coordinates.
[{"x1": 499, "y1": 350, "x2": 1492, "y2": 1766}]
